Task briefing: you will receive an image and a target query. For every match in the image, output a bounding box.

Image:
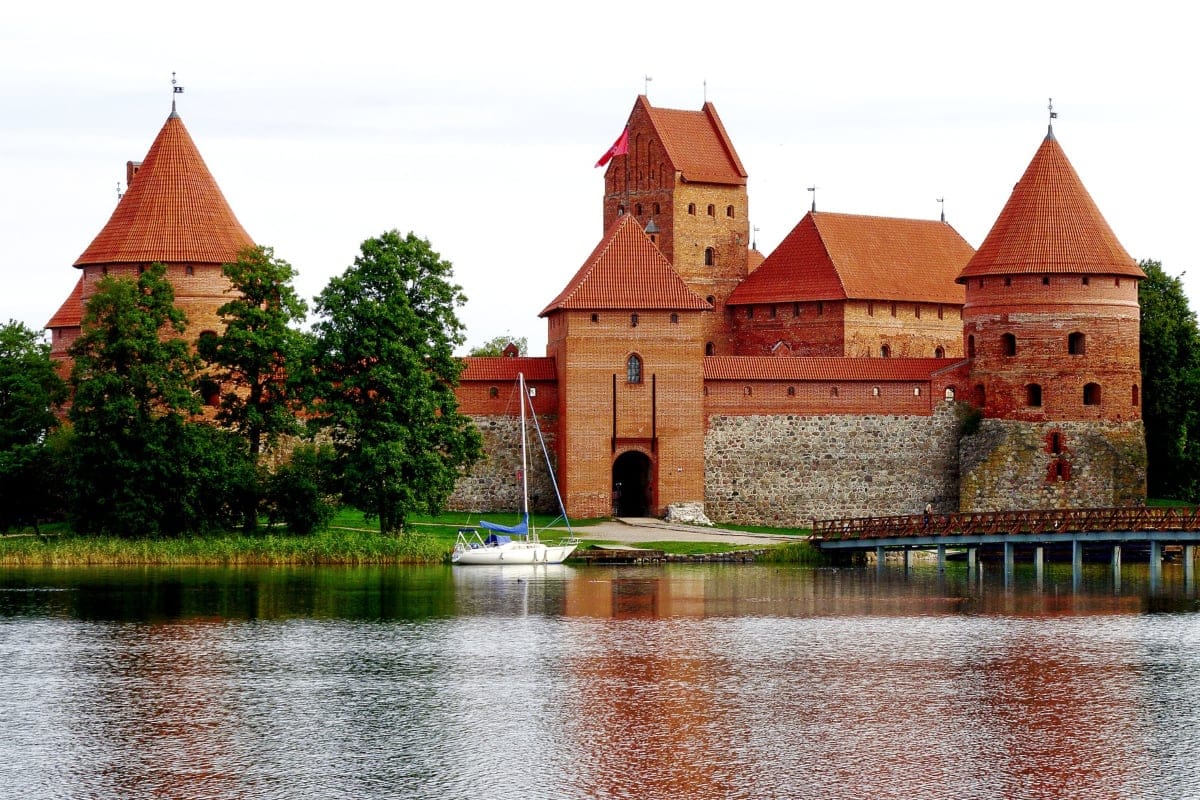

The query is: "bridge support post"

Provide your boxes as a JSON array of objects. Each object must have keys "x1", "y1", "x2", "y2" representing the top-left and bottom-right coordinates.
[
  {"x1": 876, "y1": 546, "x2": 885, "y2": 574},
  {"x1": 937, "y1": 544, "x2": 946, "y2": 573},
  {"x1": 1035, "y1": 546, "x2": 1044, "y2": 589},
  {"x1": 1149, "y1": 540, "x2": 1162, "y2": 592},
  {"x1": 1112, "y1": 545, "x2": 1122, "y2": 592},
  {"x1": 1072, "y1": 539, "x2": 1083, "y2": 592},
  {"x1": 1186, "y1": 545, "x2": 1195, "y2": 589},
  {"x1": 1003, "y1": 542, "x2": 1014, "y2": 587},
  {"x1": 902, "y1": 549, "x2": 911, "y2": 572},
  {"x1": 967, "y1": 547, "x2": 977, "y2": 577}
]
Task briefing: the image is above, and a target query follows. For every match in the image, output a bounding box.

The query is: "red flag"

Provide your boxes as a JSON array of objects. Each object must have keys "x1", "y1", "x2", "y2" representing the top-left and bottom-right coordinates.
[{"x1": 594, "y1": 128, "x2": 629, "y2": 168}]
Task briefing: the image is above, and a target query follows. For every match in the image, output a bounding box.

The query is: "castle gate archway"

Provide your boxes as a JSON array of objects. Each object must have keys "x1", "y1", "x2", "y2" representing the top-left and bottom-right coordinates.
[{"x1": 612, "y1": 451, "x2": 653, "y2": 517}]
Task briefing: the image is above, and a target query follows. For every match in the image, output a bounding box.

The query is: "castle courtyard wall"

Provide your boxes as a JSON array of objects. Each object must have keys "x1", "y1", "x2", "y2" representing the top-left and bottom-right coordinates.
[{"x1": 703, "y1": 402, "x2": 963, "y2": 527}]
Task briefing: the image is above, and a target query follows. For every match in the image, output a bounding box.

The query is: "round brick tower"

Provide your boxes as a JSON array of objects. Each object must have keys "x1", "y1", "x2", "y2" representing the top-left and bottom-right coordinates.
[
  {"x1": 956, "y1": 122, "x2": 1147, "y2": 510},
  {"x1": 48, "y1": 103, "x2": 253, "y2": 361}
]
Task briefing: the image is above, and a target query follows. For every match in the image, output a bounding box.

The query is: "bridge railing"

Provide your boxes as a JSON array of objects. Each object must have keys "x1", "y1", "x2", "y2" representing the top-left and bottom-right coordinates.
[{"x1": 812, "y1": 506, "x2": 1200, "y2": 542}]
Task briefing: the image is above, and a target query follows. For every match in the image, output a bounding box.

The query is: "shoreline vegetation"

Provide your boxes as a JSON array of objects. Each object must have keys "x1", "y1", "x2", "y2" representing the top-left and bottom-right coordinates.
[{"x1": 0, "y1": 511, "x2": 821, "y2": 567}]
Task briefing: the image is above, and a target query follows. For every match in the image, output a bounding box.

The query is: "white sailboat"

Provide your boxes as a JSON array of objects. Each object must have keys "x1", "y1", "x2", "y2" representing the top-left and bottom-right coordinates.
[{"x1": 452, "y1": 373, "x2": 579, "y2": 565}]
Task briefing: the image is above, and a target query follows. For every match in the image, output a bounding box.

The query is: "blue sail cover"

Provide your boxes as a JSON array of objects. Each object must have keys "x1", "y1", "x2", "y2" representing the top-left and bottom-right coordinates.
[{"x1": 480, "y1": 514, "x2": 529, "y2": 536}]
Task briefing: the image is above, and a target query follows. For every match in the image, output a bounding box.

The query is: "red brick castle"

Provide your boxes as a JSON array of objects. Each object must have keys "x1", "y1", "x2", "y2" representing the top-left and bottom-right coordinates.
[{"x1": 48, "y1": 97, "x2": 1148, "y2": 526}]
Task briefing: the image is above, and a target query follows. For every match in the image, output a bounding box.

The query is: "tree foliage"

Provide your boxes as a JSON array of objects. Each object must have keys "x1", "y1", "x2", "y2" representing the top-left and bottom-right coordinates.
[
  {"x1": 1138, "y1": 259, "x2": 1200, "y2": 502},
  {"x1": 312, "y1": 230, "x2": 482, "y2": 534},
  {"x1": 0, "y1": 321, "x2": 68, "y2": 531},
  {"x1": 468, "y1": 334, "x2": 528, "y2": 357},
  {"x1": 67, "y1": 263, "x2": 251, "y2": 536}
]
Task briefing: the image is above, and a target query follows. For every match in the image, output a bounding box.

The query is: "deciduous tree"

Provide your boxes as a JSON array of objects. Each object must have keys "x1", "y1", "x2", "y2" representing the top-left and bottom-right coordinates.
[
  {"x1": 1138, "y1": 259, "x2": 1200, "y2": 502},
  {"x1": 312, "y1": 231, "x2": 482, "y2": 534}
]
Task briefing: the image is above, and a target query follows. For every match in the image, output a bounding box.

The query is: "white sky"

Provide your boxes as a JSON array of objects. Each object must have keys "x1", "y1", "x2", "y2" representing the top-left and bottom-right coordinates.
[{"x1": 2, "y1": 1, "x2": 1196, "y2": 355}]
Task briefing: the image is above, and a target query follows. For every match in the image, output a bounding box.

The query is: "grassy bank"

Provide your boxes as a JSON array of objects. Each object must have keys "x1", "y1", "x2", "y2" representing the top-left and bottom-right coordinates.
[{"x1": 0, "y1": 511, "x2": 821, "y2": 566}]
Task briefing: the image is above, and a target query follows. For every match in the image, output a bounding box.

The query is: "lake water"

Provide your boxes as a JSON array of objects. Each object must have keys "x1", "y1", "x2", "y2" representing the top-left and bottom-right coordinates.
[{"x1": 1, "y1": 560, "x2": 1198, "y2": 799}]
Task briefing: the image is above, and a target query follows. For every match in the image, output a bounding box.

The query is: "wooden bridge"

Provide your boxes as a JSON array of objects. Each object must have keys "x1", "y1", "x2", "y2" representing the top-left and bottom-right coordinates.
[{"x1": 811, "y1": 506, "x2": 1200, "y2": 588}]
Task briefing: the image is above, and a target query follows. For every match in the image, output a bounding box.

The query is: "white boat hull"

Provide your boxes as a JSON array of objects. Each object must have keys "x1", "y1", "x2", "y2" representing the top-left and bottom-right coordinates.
[{"x1": 452, "y1": 541, "x2": 578, "y2": 565}]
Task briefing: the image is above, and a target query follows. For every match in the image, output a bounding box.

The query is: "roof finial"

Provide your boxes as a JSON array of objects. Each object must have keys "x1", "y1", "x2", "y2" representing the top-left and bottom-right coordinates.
[
  {"x1": 116, "y1": 182, "x2": 123, "y2": 202},
  {"x1": 752, "y1": 225, "x2": 760, "y2": 250},
  {"x1": 937, "y1": 197, "x2": 945, "y2": 223},
  {"x1": 703, "y1": 78, "x2": 707, "y2": 104},
  {"x1": 171, "y1": 72, "x2": 184, "y2": 116},
  {"x1": 808, "y1": 186, "x2": 818, "y2": 213},
  {"x1": 644, "y1": 75, "x2": 653, "y2": 97},
  {"x1": 1047, "y1": 97, "x2": 1057, "y2": 139}
]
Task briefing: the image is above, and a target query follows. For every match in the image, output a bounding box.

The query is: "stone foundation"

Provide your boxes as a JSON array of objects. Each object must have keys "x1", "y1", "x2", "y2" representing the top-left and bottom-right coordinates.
[{"x1": 449, "y1": 415, "x2": 561, "y2": 515}]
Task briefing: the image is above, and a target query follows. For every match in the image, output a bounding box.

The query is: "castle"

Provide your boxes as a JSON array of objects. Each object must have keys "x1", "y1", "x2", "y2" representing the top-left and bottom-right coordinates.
[{"x1": 47, "y1": 96, "x2": 1148, "y2": 527}]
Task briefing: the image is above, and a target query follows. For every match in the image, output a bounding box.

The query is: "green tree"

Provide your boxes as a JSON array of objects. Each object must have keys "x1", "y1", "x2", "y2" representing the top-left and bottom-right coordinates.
[
  {"x1": 67, "y1": 263, "x2": 249, "y2": 536},
  {"x1": 312, "y1": 230, "x2": 482, "y2": 534},
  {"x1": 0, "y1": 321, "x2": 68, "y2": 532},
  {"x1": 468, "y1": 334, "x2": 528, "y2": 357},
  {"x1": 1138, "y1": 259, "x2": 1200, "y2": 502},
  {"x1": 198, "y1": 246, "x2": 312, "y2": 529}
]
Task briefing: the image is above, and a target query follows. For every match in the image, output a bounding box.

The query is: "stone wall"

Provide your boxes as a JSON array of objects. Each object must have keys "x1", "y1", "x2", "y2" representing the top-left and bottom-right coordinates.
[
  {"x1": 959, "y1": 418, "x2": 1146, "y2": 511},
  {"x1": 704, "y1": 403, "x2": 963, "y2": 527},
  {"x1": 449, "y1": 415, "x2": 562, "y2": 516}
]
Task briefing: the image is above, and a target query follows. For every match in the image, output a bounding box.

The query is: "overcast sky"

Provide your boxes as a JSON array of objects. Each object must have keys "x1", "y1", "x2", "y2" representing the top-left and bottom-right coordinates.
[{"x1": 2, "y1": 1, "x2": 1195, "y2": 355}]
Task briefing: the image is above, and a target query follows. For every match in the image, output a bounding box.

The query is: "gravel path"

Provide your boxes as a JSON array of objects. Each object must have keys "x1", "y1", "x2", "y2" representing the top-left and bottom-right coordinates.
[{"x1": 562, "y1": 517, "x2": 797, "y2": 546}]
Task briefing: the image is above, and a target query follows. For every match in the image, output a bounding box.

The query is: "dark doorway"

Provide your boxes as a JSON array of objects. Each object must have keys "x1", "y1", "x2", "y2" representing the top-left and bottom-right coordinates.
[{"x1": 612, "y1": 451, "x2": 653, "y2": 517}]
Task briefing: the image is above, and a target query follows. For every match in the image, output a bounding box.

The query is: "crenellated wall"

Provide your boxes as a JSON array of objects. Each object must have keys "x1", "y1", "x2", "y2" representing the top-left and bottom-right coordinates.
[{"x1": 703, "y1": 402, "x2": 964, "y2": 527}]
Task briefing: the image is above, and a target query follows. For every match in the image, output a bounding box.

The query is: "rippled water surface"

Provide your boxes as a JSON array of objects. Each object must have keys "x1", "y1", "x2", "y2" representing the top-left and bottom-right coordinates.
[{"x1": 1, "y1": 562, "x2": 1199, "y2": 799}]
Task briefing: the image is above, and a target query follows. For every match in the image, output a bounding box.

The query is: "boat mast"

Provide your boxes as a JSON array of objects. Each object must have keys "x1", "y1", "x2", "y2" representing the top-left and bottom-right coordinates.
[{"x1": 519, "y1": 372, "x2": 531, "y2": 536}]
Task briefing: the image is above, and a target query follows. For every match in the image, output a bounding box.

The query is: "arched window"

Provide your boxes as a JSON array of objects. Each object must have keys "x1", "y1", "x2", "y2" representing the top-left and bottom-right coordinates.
[
  {"x1": 967, "y1": 335, "x2": 976, "y2": 358},
  {"x1": 975, "y1": 383, "x2": 986, "y2": 406},
  {"x1": 872, "y1": 386, "x2": 881, "y2": 397},
  {"x1": 489, "y1": 386, "x2": 499, "y2": 398},
  {"x1": 630, "y1": 313, "x2": 638, "y2": 327},
  {"x1": 705, "y1": 342, "x2": 715, "y2": 356},
  {"x1": 726, "y1": 205, "x2": 734, "y2": 217},
  {"x1": 1042, "y1": 275, "x2": 1051, "y2": 286},
  {"x1": 1068, "y1": 332, "x2": 1086, "y2": 355},
  {"x1": 617, "y1": 204, "x2": 625, "y2": 215},
  {"x1": 653, "y1": 203, "x2": 660, "y2": 215},
  {"x1": 670, "y1": 313, "x2": 679, "y2": 324},
  {"x1": 1027, "y1": 384, "x2": 1043, "y2": 407},
  {"x1": 591, "y1": 313, "x2": 599, "y2": 323},
  {"x1": 787, "y1": 386, "x2": 796, "y2": 396},
  {"x1": 687, "y1": 203, "x2": 696, "y2": 215},
  {"x1": 185, "y1": 265, "x2": 195, "y2": 276},
  {"x1": 913, "y1": 387, "x2": 922, "y2": 396},
  {"x1": 935, "y1": 346, "x2": 945, "y2": 359},
  {"x1": 704, "y1": 247, "x2": 715, "y2": 266},
  {"x1": 627, "y1": 354, "x2": 642, "y2": 384},
  {"x1": 880, "y1": 344, "x2": 891, "y2": 358},
  {"x1": 944, "y1": 386, "x2": 956, "y2": 401},
  {"x1": 1132, "y1": 384, "x2": 1140, "y2": 406},
  {"x1": 1001, "y1": 333, "x2": 1017, "y2": 356},
  {"x1": 830, "y1": 387, "x2": 839, "y2": 397},
  {"x1": 707, "y1": 204, "x2": 715, "y2": 216},
  {"x1": 1083, "y1": 382, "x2": 1102, "y2": 406}
]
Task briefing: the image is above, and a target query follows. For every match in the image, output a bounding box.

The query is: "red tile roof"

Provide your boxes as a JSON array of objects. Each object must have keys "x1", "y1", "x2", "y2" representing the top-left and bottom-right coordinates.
[
  {"x1": 641, "y1": 97, "x2": 747, "y2": 186},
  {"x1": 540, "y1": 215, "x2": 711, "y2": 315},
  {"x1": 459, "y1": 357, "x2": 557, "y2": 382},
  {"x1": 959, "y1": 130, "x2": 1143, "y2": 281},
  {"x1": 75, "y1": 110, "x2": 253, "y2": 267},
  {"x1": 727, "y1": 212, "x2": 971, "y2": 306},
  {"x1": 705, "y1": 356, "x2": 963, "y2": 382},
  {"x1": 45, "y1": 276, "x2": 83, "y2": 329}
]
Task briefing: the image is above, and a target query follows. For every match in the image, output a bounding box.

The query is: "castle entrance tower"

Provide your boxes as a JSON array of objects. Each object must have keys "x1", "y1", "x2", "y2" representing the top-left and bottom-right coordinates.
[
  {"x1": 957, "y1": 121, "x2": 1146, "y2": 510},
  {"x1": 542, "y1": 216, "x2": 710, "y2": 518},
  {"x1": 599, "y1": 97, "x2": 750, "y2": 355}
]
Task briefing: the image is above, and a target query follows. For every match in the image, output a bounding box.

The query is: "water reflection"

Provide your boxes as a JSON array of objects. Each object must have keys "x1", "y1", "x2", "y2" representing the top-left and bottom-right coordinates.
[{"x1": 1, "y1": 562, "x2": 1198, "y2": 799}]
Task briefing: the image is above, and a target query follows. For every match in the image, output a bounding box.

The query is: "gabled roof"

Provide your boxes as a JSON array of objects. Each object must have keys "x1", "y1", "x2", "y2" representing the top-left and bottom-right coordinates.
[
  {"x1": 727, "y1": 212, "x2": 971, "y2": 306},
  {"x1": 704, "y1": 356, "x2": 961, "y2": 382},
  {"x1": 459, "y1": 357, "x2": 557, "y2": 382},
  {"x1": 638, "y1": 96, "x2": 747, "y2": 186},
  {"x1": 540, "y1": 215, "x2": 711, "y2": 315},
  {"x1": 45, "y1": 276, "x2": 83, "y2": 329},
  {"x1": 75, "y1": 109, "x2": 253, "y2": 267},
  {"x1": 959, "y1": 129, "x2": 1143, "y2": 281}
]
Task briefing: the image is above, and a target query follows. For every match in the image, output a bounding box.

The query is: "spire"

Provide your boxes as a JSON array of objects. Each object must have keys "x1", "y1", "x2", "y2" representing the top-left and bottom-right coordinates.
[
  {"x1": 958, "y1": 130, "x2": 1142, "y2": 281},
  {"x1": 170, "y1": 72, "x2": 184, "y2": 119},
  {"x1": 1047, "y1": 97, "x2": 1057, "y2": 140},
  {"x1": 74, "y1": 110, "x2": 253, "y2": 268}
]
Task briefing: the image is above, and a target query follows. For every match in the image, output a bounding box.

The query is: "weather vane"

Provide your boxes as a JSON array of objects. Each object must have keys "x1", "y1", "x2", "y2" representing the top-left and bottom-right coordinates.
[
  {"x1": 752, "y1": 225, "x2": 760, "y2": 250},
  {"x1": 1047, "y1": 97, "x2": 1057, "y2": 136},
  {"x1": 937, "y1": 197, "x2": 945, "y2": 223},
  {"x1": 171, "y1": 72, "x2": 185, "y2": 112},
  {"x1": 644, "y1": 75, "x2": 653, "y2": 96},
  {"x1": 808, "y1": 186, "x2": 818, "y2": 213}
]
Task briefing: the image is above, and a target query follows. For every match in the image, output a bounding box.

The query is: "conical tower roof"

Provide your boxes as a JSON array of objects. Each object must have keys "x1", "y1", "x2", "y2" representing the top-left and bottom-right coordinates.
[
  {"x1": 958, "y1": 129, "x2": 1144, "y2": 281},
  {"x1": 74, "y1": 109, "x2": 253, "y2": 267}
]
